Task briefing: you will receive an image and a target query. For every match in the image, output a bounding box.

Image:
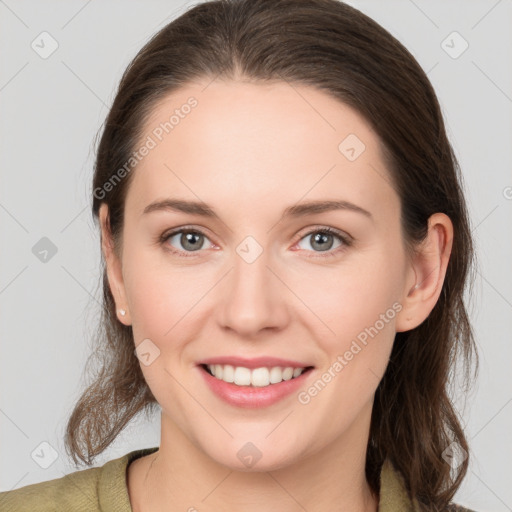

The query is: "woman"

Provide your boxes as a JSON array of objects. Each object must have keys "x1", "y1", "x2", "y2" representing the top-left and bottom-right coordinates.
[{"x1": 0, "y1": 0, "x2": 479, "y2": 510}]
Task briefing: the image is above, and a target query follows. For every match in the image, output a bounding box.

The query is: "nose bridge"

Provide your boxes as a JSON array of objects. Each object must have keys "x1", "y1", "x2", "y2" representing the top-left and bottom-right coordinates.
[
  {"x1": 218, "y1": 233, "x2": 287, "y2": 334},
  {"x1": 231, "y1": 234, "x2": 273, "y2": 302}
]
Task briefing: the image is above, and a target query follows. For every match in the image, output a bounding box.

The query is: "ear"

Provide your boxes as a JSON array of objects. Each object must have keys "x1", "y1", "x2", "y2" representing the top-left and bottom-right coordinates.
[
  {"x1": 395, "y1": 213, "x2": 453, "y2": 332},
  {"x1": 98, "y1": 203, "x2": 131, "y2": 326}
]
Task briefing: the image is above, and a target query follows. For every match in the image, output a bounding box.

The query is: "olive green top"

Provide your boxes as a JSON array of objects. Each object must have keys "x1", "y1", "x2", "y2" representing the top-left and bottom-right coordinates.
[{"x1": 0, "y1": 447, "x2": 475, "y2": 511}]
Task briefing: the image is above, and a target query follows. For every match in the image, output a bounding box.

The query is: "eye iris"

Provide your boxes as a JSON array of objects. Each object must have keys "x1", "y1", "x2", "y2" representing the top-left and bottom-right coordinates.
[
  {"x1": 311, "y1": 232, "x2": 334, "y2": 252},
  {"x1": 181, "y1": 231, "x2": 203, "y2": 251},
  {"x1": 169, "y1": 230, "x2": 340, "y2": 254}
]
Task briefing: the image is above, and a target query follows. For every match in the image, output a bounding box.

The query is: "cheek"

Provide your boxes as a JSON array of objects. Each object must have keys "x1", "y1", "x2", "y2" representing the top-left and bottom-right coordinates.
[
  {"x1": 121, "y1": 242, "x2": 186, "y2": 341},
  {"x1": 298, "y1": 257, "x2": 402, "y2": 419},
  {"x1": 122, "y1": 226, "x2": 405, "y2": 354},
  {"x1": 122, "y1": 248, "x2": 217, "y2": 362},
  {"x1": 295, "y1": 249, "x2": 404, "y2": 344}
]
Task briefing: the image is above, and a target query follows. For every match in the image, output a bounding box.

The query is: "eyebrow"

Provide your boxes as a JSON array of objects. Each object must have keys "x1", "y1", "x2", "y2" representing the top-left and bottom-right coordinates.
[{"x1": 142, "y1": 198, "x2": 373, "y2": 220}]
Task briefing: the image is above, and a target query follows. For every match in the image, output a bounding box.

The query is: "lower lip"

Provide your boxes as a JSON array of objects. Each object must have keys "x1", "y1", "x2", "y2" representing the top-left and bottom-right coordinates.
[{"x1": 197, "y1": 365, "x2": 314, "y2": 409}]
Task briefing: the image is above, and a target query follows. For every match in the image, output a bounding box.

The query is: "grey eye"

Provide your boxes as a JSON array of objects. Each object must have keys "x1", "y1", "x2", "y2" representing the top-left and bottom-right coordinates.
[
  {"x1": 297, "y1": 231, "x2": 344, "y2": 252},
  {"x1": 167, "y1": 231, "x2": 210, "y2": 252}
]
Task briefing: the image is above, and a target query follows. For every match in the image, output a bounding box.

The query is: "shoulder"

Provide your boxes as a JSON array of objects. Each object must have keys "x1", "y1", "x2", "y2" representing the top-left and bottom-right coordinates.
[
  {"x1": 0, "y1": 464, "x2": 102, "y2": 512},
  {"x1": 0, "y1": 447, "x2": 159, "y2": 512},
  {"x1": 379, "y1": 458, "x2": 479, "y2": 512}
]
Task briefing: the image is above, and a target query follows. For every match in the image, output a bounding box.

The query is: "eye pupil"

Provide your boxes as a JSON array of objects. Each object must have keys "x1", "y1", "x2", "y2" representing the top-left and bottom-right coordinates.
[
  {"x1": 165, "y1": 228, "x2": 346, "y2": 258},
  {"x1": 311, "y1": 232, "x2": 334, "y2": 251},
  {"x1": 181, "y1": 231, "x2": 203, "y2": 251}
]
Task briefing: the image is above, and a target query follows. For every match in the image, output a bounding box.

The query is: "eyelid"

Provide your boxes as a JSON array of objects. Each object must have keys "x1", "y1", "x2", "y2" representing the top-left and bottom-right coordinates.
[
  {"x1": 159, "y1": 225, "x2": 217, "y2": 256},
  {"x1": 292, "y1": 225, "x2": 352, "y2": 258},
  {"x1": 159, "y1": 224, "x2": 352, "y2": 258},
  {"x1": 295, "y1": 225, "x2": 353, "y2": 244}
]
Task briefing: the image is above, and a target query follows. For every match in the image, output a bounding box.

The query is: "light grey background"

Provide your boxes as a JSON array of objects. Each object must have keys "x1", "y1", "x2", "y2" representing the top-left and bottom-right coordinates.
[{"x1": 1, "y1": 0, "x2": 511, "y2": 510}]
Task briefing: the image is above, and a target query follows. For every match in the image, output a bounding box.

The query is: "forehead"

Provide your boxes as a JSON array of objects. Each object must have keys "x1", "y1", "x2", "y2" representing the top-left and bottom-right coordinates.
[{"x1": 126, "y1": 79, "x2": 397, "y2": 220}]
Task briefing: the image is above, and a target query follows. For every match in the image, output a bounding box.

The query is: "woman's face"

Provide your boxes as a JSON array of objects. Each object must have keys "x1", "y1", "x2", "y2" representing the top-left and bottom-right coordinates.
[{"x1": 101, "y1": 79, "x2": 418, "y2": 470}]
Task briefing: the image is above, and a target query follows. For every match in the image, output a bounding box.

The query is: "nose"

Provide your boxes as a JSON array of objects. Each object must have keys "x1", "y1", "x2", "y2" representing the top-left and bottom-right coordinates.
[{"x1": 217, "y1": 243, "x2": 289, "y2": 338}]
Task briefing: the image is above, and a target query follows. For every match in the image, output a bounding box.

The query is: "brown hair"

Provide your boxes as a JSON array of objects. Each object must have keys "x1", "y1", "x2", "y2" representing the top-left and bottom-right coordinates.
[{"x1": 64, "y1": 0, "x2": 479, "y2": 509}]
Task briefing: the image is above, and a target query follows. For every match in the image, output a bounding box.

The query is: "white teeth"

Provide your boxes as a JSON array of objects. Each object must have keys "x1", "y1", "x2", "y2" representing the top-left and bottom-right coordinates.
[
  {"x1": 214, "y1": 364, "x2": 223, "y2": 379},
  {"x1": 222, "y1": 364, "x2": 234, "y2": 383},
  {"x1": 206, "y1": 364, "x2": 307, "y2": 387},
  {"x1": 282, "y1": 367, "x2": 294, "y2": 380},
  {"x1": 269, "y1": 366, "x2": 282, "y2": 384},
  {"x1": 234, "y1": 366, "x2": 251, "y2": 386}
]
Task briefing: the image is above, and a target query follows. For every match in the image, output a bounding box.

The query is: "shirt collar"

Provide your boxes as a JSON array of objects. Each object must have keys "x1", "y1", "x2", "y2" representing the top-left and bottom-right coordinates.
[
  {"x1": 378, "y1": 458, "x2": 421, "y2": 511},
  {"x1": 99, "y1": 447, "x2": 419, "y2": 511}
]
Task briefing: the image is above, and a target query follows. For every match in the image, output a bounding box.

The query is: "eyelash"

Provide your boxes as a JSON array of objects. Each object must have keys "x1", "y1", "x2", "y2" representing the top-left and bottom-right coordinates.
[{"x1": 159, "y1": 225, "x2": 352, "y2": 259}]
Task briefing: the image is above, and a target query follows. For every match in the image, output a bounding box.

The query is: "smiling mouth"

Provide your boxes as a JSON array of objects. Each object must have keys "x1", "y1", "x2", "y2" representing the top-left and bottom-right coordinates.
[{"x1": 200, "y1": 363, "x2": 314, "y2": 388}]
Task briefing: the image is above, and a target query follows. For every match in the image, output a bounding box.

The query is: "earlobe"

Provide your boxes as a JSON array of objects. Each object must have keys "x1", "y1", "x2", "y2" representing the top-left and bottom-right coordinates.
[
  {"x1": 395, "y1": 213, "x2": 453, "y2": 333},
  {"x1": 99, "y1": 204, "x2": 131, "y2": 325}
]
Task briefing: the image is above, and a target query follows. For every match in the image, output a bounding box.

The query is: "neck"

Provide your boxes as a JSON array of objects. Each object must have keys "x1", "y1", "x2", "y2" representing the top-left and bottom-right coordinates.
[{"x1": 132, "y1": 406, "x2": 379, "y2": 512}]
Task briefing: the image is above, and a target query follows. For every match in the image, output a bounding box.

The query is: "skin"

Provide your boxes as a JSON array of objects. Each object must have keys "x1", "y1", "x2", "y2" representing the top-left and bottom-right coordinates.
[{"x1": 99, "y1": 79, "x2": 453, "y2": 512}]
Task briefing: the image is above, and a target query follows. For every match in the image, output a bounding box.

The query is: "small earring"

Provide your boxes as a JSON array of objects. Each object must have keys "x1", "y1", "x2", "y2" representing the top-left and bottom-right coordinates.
[{"x1": 119, "y1": 309, "x2": 126, "y2": 316}]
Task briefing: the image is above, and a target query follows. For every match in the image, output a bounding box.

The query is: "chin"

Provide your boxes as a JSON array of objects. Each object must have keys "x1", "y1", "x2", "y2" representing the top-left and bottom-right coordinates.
[{"x1": 202, "y1": 437, "x2": 305, "y2": 473}]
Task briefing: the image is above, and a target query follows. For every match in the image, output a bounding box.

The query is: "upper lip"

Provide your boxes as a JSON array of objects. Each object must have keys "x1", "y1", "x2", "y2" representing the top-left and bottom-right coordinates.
[{"x1": 197, "y1": 356, "x2": 314, "y2": 370}]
